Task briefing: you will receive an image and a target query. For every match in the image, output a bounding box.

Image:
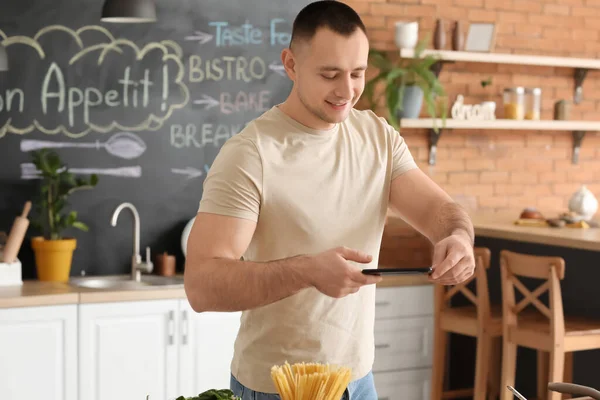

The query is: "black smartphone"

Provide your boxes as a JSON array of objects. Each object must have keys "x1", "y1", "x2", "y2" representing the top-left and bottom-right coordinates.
[{"x1": 361, "y1": 267, "x2": 432, "y2": 276}]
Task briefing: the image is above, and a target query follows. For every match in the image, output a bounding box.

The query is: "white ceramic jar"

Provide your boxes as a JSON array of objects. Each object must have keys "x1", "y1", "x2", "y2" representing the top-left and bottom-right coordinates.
[{"x1": 395, "y1": 21, "x2": 419, "y2": 49}]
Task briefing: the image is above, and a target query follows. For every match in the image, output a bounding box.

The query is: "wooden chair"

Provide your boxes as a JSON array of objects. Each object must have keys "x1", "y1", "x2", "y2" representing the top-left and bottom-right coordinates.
[
  {"x1": 431, "y1": 247, "x2": 503, "y2": 400},
  {"x1": 499, "y1": 250, "x2": 600, "y2": 400}
]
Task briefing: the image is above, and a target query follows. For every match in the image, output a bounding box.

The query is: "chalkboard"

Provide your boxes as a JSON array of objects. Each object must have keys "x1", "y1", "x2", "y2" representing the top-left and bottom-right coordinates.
[{"x1": 0, "y1": 0, "x2": 312, "y2": 279}]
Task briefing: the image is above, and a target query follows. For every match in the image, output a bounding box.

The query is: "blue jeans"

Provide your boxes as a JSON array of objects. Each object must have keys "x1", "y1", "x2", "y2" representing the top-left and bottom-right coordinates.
[{"x1": 230, "y1": 371, "x2": 378, "y2": 400}]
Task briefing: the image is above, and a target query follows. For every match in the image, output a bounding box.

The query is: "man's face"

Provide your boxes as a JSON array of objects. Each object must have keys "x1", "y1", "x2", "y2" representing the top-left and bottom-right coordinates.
[{"x1": 287, "y1": 27, "x2": 369, "y2": 127}]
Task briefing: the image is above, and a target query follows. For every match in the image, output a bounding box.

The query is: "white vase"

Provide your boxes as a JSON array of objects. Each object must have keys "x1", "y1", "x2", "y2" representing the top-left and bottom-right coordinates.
[
  {"x1": 395, "y1": 21, "x2": 419, "y2": 49},
  {"x1": 568, "y1": 185, "x2": 598, "y2": 220}
]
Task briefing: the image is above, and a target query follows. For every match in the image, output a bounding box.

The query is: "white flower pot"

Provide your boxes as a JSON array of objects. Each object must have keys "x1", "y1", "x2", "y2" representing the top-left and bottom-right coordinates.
[{"x1": 395, "y1": 21, "x2": 419, "y2": 49}]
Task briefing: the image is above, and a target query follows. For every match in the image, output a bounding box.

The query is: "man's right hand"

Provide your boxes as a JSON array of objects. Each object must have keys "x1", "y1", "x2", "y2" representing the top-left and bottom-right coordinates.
[{"x1": 303, "y1": 246, "x2": 383, "y2": 298}]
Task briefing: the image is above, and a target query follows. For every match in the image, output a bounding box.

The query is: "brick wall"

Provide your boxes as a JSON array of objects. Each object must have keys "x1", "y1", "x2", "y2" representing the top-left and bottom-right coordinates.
[{"x1": 344, "y1": 0, "x2": 600, "y2": 215}]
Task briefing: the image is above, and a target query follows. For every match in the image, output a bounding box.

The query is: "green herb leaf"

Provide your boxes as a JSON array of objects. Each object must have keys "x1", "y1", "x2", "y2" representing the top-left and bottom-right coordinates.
[
  {"x1": 29, "y1": 149, "x2": 99, "y2": 240},
  {"x1": 361, "y1": 35, "x2": 446, "y2": 130}
]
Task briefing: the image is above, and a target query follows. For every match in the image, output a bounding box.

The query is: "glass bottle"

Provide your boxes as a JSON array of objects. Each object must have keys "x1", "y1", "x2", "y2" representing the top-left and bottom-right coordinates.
[
  {"x1": 503, "y1": 87, "x2": 525, "y2": 120},
  {"x1": 525, "y1": 88, "x2": 542, "y2": 120}
]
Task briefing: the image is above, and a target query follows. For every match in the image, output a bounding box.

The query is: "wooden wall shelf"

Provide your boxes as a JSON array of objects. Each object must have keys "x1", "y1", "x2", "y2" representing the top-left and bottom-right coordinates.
[
  {"x1": 399, "y1": 48, "x2": 600, "y2": 70},
  {"x1": 399, "y1": 48, "x2": 594, "y2": 104},
  {"x1": 401, "y1": 118, "x2": 600, "y2": 131},
  {"x1": 396, "y1": 48, "x2": 600, "y2": 165},
  {"x1": 400, "y1": 118, "x2": 597, "y2": 166}
]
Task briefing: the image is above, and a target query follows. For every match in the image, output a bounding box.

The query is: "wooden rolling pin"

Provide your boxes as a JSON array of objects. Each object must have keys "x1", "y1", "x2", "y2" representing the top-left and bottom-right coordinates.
[{"x1": 2, "y1": 201, "x2": 31, "y2": 263}]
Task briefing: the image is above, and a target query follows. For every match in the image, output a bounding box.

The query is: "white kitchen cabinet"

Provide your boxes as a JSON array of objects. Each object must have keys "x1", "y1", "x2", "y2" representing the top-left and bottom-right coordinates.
[
  {"x1": 373, "y1": 316, "x2": 433, "y2": 373},
  {"x1": 0, "y1": 304, "x2": 78, "y2": 400},
  {"x1": 78, "y1": 299, "x2": 180, "y2": 400},
  {"x1": 374, "y1": 368, "x2": 432, "y2": 400},
  {"x1": 178, "y1": 300, "x2": 241, "y2": 396},
  {"x1": 0, "y1": 285, "x2": 431, "y2": 400},
  {"x1": 374, "y1": 285, "x2": 434, "y2": 319},
  {"x1": 78, "y1": 298, "x2": 241, "y2": 400},
  {"x1": 373, "y1": 285, "x2": 434, "y2": 400}
]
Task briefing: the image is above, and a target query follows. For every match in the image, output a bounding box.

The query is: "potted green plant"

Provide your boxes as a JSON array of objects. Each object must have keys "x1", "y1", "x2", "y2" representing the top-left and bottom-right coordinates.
[
  {"x1": 363, "y1": 37, "x2": 447, "y2": 132},
  {"x1": 29, "y1": 149, "x2": 98, "y2": 282}
]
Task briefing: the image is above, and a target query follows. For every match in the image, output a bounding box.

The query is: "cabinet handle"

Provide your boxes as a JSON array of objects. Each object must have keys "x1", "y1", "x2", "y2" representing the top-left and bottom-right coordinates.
[
  {"x1": 378, "y1": 397, "x2": 390, "y2": 400},
  {"x1": 423, "y1": 327, "x2": 429, "y2": 355},
  {"x1": 375, "y1": 301, "x2": 390, "y2": 307},
  {"x1": 181, "y1": 309, "x2": 188, "y2": 346},
  {"x1": 168, "y1": 310, "x2": 175, "y2": 345},
  {"x1": 375, "y1": 343, "x2": 390, "y2": 349}
]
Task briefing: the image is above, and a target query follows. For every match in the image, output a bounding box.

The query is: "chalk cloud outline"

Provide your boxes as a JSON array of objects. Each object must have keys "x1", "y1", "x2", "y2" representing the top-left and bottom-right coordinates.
[{"x1": 0, "y1": 25, "x2": 189, "y2": 139}]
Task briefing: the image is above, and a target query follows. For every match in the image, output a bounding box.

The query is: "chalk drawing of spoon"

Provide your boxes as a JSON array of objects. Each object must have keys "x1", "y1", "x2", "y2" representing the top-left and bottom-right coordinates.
[
  {"x1": 20, "y1": 163, "x2": 142, "y2": 179},
  {"x1": 20, "y1": 132, "x2": 147, "y2": 160}
]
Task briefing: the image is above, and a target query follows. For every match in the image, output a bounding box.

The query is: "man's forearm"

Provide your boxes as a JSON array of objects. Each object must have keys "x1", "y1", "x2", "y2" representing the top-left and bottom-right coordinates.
[
  {"x1": 431, "y1": 201, "x2": 474, "y2": 245},
  {"x1": 184, "y1": 256, "x2": 311, "y2": 313}
]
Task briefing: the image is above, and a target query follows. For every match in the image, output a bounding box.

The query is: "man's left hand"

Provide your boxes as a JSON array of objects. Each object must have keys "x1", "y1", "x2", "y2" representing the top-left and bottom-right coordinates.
[{"x1": 428, "y1": 231, "x2": 475, "y2": 285}]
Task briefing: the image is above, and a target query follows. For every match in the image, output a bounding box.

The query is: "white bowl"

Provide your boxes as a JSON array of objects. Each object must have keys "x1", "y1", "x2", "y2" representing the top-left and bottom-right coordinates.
[{"x1": 181, "y1": 217, "x2": 196, "y2": 257}]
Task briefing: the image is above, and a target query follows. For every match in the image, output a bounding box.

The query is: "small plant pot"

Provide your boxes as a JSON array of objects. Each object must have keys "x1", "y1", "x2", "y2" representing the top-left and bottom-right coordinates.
[
  {"x1": 394, "y1": 21, "x2": 419, "y2": 49},
  {"x1": 31, "y1": 237, "x2": 76, "y2": 282},
  {"x1": 397, "y1": 85, "x2": 423, "y2": 119}
]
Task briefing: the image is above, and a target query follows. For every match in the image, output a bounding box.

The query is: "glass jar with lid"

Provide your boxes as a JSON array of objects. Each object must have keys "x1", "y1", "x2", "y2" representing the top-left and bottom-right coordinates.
[
  {"x1": 503, "y1": 87, "x2": 525, "y2": 120},
  {"x1": 525, "y1": 88, "x2": 542, "y2": 120}
]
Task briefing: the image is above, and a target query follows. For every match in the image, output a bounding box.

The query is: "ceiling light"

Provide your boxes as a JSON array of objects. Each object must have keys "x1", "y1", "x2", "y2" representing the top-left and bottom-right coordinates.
[{"x1": 101, "y1": 0, "x2": 157, "y2": 23}]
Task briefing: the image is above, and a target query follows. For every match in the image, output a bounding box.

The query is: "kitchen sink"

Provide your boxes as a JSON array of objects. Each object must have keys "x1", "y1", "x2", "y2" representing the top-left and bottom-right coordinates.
[{"x1": 69, "y1": 274, "x2": 184, "y2": 290}]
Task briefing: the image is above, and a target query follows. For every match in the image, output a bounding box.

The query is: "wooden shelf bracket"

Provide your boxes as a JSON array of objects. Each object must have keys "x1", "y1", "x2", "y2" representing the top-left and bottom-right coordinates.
[
  {"x1": 572, "y1": 130, "x2": 586, "y2": 164},
  {"x1": 431, "y1": 60, "x2": 446, "y2": 78},
  {"x1": 430, "y1": 57, "x2": 456, "y2": 78},
  {"x1": 574, "y1": 68, "x2": 588, "y2": 104},
  {"x1": 428, "y1": 128, "x2": 442, "y2": 165}
]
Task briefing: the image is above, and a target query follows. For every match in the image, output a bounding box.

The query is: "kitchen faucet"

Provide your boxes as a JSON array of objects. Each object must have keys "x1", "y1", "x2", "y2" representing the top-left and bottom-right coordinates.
[{"x1": 110, "y1": 202, "x2": 153, "y2": 281}]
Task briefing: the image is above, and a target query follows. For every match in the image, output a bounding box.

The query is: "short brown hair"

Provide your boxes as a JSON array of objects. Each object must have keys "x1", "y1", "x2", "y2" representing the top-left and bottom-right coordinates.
[{"x1": 290, "y1": 1, "x2": 367, "y2": 48}]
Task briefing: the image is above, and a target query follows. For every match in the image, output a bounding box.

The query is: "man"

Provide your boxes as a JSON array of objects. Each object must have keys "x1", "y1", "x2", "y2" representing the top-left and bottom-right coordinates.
[{"x1": 184, "y1": 1, "x2": 475, "y2": 399}]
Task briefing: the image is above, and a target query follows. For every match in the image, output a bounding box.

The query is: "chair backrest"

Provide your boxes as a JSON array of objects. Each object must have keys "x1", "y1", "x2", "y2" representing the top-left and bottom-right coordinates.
[
  {"x1": 499, "y1": 249, "x2": 565, "y2": 338},
  {"x1": 434, "y1": 247, "x2": 493, "y2": 324}
]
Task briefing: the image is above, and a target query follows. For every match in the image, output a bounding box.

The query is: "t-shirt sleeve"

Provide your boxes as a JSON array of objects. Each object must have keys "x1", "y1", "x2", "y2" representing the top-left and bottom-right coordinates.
[
  {"x1": 389, "y1": 124, "x2": 418, "y2": 180},
  {"x1": 198, "y1": 136, "x2": 262, "y2": 222}
]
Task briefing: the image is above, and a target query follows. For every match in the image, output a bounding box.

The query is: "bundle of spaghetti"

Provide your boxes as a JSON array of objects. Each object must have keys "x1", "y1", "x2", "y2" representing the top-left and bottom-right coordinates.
[{"x1": 270, "y1": 361, "x2": 352, "y2": 400}]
